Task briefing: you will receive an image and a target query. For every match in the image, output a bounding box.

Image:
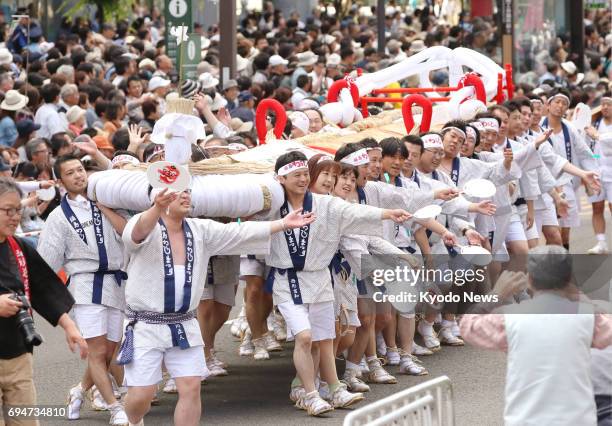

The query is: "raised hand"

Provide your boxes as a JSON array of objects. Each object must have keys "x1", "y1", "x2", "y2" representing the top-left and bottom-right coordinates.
[
  {"x1": 434, "y1": 187, "x2": 460, "y2": 201},
  {"x1": 128, "y1": 124, "x2": 146, "y2": 147},
  {"x1": 283, "y1": 208, "x2": 316, "y2": 229},
  {"x1": 474, "y1": 200, "x2": 496, "y2": 216},
  {"x1": 384, "y1": 209, "x2": 413, "y2": 223},
  {"x1": 153, "y1": 188, "x2": 178, "y2": 211},
  {"x1": 534, "y1": 128, "x2": 553, "y2": 148},
  {"x1": 503, "y1": 148, "x2": 513, "y2": 170}
]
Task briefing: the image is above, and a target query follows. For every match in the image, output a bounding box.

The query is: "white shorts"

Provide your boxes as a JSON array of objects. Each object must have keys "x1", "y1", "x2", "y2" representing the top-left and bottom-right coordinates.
[
  {"x1": 240, "y1": 256, "x2": 266, "y2": 278},
  {"x1": 277, "y1": 301, "x2": 336, "y2": 342},
  {"x1": 588, "y1": 181, "x2": 612, "y2": 203},
  {"x1": 200, "y1": 283, "x2": 236, "y2": 306},
  {"x1": 505, "y1": 215, "x2": 527, "y2": 242},
  {"x1": 71, "y1": 304, "x2": 123, "y2": 342},
  {"x1": 517, "y1": 205, "x2": 540, "y2": 240},
  {"x1": 536, "y1": 194, "x2": 559, "y2": 231},
  {"x1": 558, "y1": 184, "x2": 580, "y2": 228},
  {"x1": 124, "y1": 345, "x2": 208, "y2": 386}
]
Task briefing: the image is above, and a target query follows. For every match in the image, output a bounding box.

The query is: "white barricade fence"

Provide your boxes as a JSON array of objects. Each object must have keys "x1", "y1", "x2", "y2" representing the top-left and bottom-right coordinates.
[{"x1": 343, "y1": 376, "x2": 454, "y2": 426}]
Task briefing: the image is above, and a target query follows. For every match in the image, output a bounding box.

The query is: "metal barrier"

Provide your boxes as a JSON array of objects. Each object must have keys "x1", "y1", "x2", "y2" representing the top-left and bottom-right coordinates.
[{"x1": 343, "y1": 376, "x2": 454, "y2": 426}]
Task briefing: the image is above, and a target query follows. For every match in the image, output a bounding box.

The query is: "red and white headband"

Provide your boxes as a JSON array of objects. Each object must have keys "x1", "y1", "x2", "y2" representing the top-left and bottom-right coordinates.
[
  {"x1": 479, "y1": 118, "x2": 499, "y2": 133},
  {"x1": 441, "y1": 126, "x2": 466, "y2": 140},
  {"x1": 469, "y1": 121, "x2": 484, "y2": 132},
  {"x1": 422, "y1": 133, "x2": 443, "y2": 149},
  {"x1": 277, "y1": 160, "x2": 308, "y2": 176},
  {"x1": 111, "y1": 154, "x2": 140, "y2": 167},
  {"x1": 548, "y1": 93, "x2": 570, "y2": 105},
  {"x1": 317, "y1": 155, "x2": 334, "y2": 164},
  {"x1": 340, "y1": 148, "x2": 370, "y2": 166},
  {"x1": 465, "y1": 126, "x2": 476, "y2": 140}
]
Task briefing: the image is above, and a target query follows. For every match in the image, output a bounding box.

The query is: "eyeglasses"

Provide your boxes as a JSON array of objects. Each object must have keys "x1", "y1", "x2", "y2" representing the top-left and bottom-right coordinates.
[
  {"x1": 424, "y1": 149, "x2": 444, "y2": 158},
  {"x1": 0, "y1": 206, "x2": 24, "y2": 217}
]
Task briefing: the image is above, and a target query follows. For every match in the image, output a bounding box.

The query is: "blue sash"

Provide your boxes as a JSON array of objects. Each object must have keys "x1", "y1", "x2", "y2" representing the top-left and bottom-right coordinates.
[
  {"x1": 450, "y1": 157, "x2": 460, "y2": 186},
  {"x1": 61, "y1": 195, "x2": 125, "y2": 304},
  {"x1": 431, "y1": 170, "x2": 439, "y2": 181},
  {"x1": 412, "y1": 170, "x2": 420, "y2": 188},
  {"x1": 265, "y1": 191, "x2": 313, "y2": 304},
  {"x1": 357, "y1": 186, "x2": 367, "y2": 205},
  {"x1": 158, "y1": 219, "x2": 195, "y2": 349},
  {"x1": 542, "y1": 118, "x2": 571, "y2": 163},
  {"x1": 206, "y1": 257, "x2": 215, "y2": 285},
  {"x1": 424, "y1": 172, "x2": 458, "y2": 257},
  {"x1": 505, "y1": 138, "x2": 512, "y2": 149}
]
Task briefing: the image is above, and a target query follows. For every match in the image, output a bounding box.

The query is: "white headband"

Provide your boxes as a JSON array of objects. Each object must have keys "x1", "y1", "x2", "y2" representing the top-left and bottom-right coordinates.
[
  {"x1": 366, "y1": 146, "x2": 382, "y2": 152},
  {"x1": 277, "y1": 160, "x2": 308, "y2": 176},
  {"x1": 602, "y1": 97, "x2": 612, "y2": 103},
  {"x1": 479, "y1": 118, "x2": 499, "y2": 133},
  {"x1": 111, "y1": 154, "x2": 140, "y2": 167},
  {"x1": 530, "y1": 98, "x2": 543, "y2": 105},
  {"x1": 548, "y1": 93, "x2": 570, "y2": 105},
  {"x1": 317, "y1": 155, "x2": 334, "y2": 164},
  {"x1": 340, "y1": 148, "x2": 370, "y2": 166},
  {"x1": 422, "y1": 133, "x2": 443, "y2": 149},
  {"x1": 465, "y1": 126, "x2": 476, "y2": 140},
  {"x1": 469, "y1": 121, "x2": 484, "y2": 131},
  {"x1": 442, "y1": 126, "x2": 466, "y2": 140}
]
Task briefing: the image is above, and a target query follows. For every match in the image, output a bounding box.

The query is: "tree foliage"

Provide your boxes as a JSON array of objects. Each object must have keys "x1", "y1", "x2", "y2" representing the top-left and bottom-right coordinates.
[{"x1": 59, "y1": 0, "x2": 136, "y2": 24}]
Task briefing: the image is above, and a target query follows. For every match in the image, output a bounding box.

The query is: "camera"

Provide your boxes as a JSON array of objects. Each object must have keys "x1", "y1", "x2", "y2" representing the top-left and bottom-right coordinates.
[{"x1": 10, "y1": 293, "x2": 43, "y2": 346}]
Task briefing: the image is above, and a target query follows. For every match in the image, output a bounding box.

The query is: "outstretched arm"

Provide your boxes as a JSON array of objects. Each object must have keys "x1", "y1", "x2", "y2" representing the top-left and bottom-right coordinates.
[{"x1": 131, "y1": 189, "x2": 177, "y2": 243}]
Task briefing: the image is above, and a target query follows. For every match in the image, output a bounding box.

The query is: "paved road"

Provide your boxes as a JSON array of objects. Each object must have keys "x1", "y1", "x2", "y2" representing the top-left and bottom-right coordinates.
[{"x1": 31, "y1": 191, "x2": 609, "y2": 426}]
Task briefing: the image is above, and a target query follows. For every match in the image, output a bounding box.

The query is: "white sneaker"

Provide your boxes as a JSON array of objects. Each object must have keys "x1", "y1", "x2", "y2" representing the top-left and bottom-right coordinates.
[
  {"x1": 272, "y1": 312, "x2": 287, "y2": 341},
  {"x1": 230, "y1": 309, "x2": 246, "y2": 338},
  {"x1": 296, "y1": 391, "x2": 334, "y2": 416},
  {"x1": 109, "y1": 402, "x2": 129, "y2": 426},
  {"x1": 366, "y1": 359, "x2": 397, "y2": 384},
  {"x1": 358, "y1": 357, "x2": 370, "y2": 377},
  {"x1": 439, "y1": 326, "x2": 464, "y2": 346},
  {"x1": 210, "y1": 349, "x2": 228, "y2": 368},
  {"x1": 162, "y1": 378, "x2": 177, "y2": 394},
  {"x1": 252, "y1": 336, "x2": 270, "y2": 360},
  {"x1": 412, "y1": 342, "x2": 434, "y2": 356},
  {"x1": 66, "y1": 384, "x2": 84, "y2": 420},
  {"x1": 587, "y1": 241, "x2": 609, "y2": 255},
  {"x1": 376, "y1": 332, "x2": 387, "y2": 356},
  {"x1": 90, "y1": 386, "x2": 109, "y2": 411},
  {"x1": 451, "y1": 320, "x2": 461, "y2": 338},
  {"x1": 327, "y1": 383, "x2": 365, "y2": 408},
  {"x1": 264, "y1": 332, "x2": 283, "y2": 352},
  {"x1": 289, "y1": 385, "x2": 306, "y2": 403},
  {"x1": 206, "y1": 358, "x2": 228, "y2": 376},
  {"x1": 386, "y1": 347, "x2": 400, "y2": 365},
  {"x1": 239, "y1": 330, "x2": 254, "y2": 356},
  {"x1": 342, "y1": 368, "x2": 370, "y2": 392},
  {"x1": 417, "y1": 321, "x2": 441, "y2": 351},
  {"x1": 399, "y1": 351, "x2": 428, "y2": 376}
]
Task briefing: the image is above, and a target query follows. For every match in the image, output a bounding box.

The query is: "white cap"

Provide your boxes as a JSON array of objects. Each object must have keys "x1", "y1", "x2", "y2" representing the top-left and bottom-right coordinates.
[
  {"x1": 66, "y1": 105, "x2": 86, "y2": 124},
  {"x1": 422, "y1": 134, "x2": 443, "y2": 149},
  {"x1": 290, "y1": 111, "x2": 310, "y2": 135},
  {"x1": 148, "y1": 76, "x2": 171, "y2": 92},
  {"x1": 326, "y1": 53, "x2": 341, "y2": 67},
  {"x1": 198, "y1": 72, "x2": 219, "y2": 89},
  {"x1": 561, "y1": 61, "x2": 577, "y2": 75},
  {"x1": 269, "y1": 54, "x2": 288, "y2": 67}
]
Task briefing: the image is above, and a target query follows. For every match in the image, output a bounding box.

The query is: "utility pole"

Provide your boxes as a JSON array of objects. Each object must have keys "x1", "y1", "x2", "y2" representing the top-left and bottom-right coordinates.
[
  {"x1": 377, "y1": 0, "x2": 385, "y2": 54},
  {"x1": 219, "y1": 0, "x2": 237, "y2": 86}
]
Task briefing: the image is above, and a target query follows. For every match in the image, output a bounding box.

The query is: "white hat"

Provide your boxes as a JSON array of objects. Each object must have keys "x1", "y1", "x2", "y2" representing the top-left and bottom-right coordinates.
[
  {"x1": 290, "y1": 111, "x2": 310, "y2": 135},
  {"x1": 269, "y1": 54, "x2": 288, "y2": 67},
  {"x1": 297, "y1": 51, "x2": 318, "y2": 67},
  {"x1": 201, "y1": 36, "x2": 211, "y2": 50},
  {"x1": 0, "y1": 48, "x2": 12, "y2": 66},
  {"x1": 326, "y1": 53, "x2": 341, "y2": 68},
  {"x1": 236, "y1": 54, "x2": 249, "y2": 72},
  {"x1": 409, "y1": 39, "x2": 426, "y2": 54},
  {"x1": 148, "y1": 76, "x2": 171, "y2": 92},
  {"x1": 0, "y1": 90, "x2": 28, "y2": 111},
  {"x1": 198, "y1": 72, "x2": 219, "y2": 89},
  {"x1": 206, "y1": 93, "x2": 227, "y2": 111},
  {"x1": 298, "y1": 99, "x2": 320, "y2": 110},
  {"x1": 422, "y1": 134, "x2": 443, "y2": 149},
  {"x1": 575, "y1": 72, "x2": 585, "y2": 85},
  {"x1": 230, "y1": 117, "x2": 254, "y2": 133},
  {"x1": 139, "y1": 58, "x2": 157, "y2": 70},
  {"x1": 66, "y1": 105, "x2": 86, "y2": 124},
  {"x1": 322, "y1": 34, "x2": 335, "y2": 45},
  {"x1": 561, "y1": 61, "x2": 577, "y2": 75}
]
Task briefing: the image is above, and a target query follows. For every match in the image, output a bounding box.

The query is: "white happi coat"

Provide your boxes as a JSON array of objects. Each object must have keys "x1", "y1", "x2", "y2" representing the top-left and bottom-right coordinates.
[
  {"x1": 266, "y1": 193, "x2": 384, "y2": 305},
  {"x1": 39, "y1": 195, "x2": 126, "y2": 310},
  {"x1": 122, "y1": 215, "x2": 271, "y2": 349}
]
